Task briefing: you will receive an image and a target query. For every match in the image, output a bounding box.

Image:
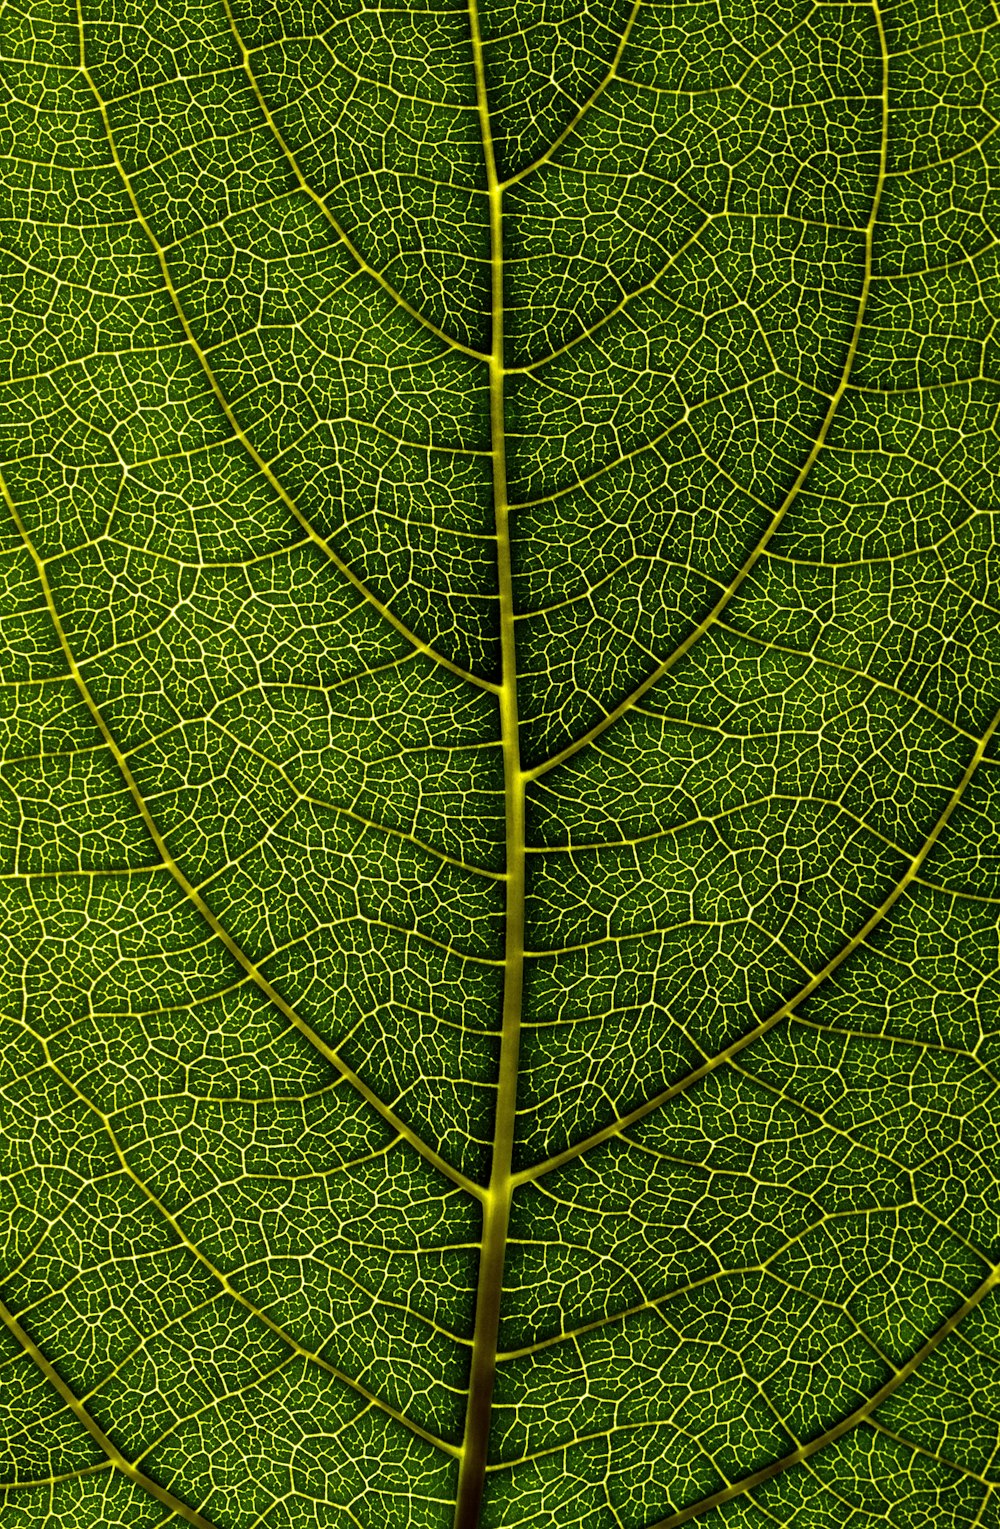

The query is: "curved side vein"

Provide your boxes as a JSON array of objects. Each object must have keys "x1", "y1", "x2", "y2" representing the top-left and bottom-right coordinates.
[
  {"x1": 643, "y1": 1265, "x2": 1000, "y2": 1529},
  {"x1": 74, "y1": 2, "x2": 499, "y2": 698},
  {"x1": 498, "y1": 0, "x2": 644, "y2": 191},
  {"x1": 0, "y1": 467, "x2": 484, "y2": 1204},
  {"x1": 865, "y1": 1418, "x2": 997, "y2": 1490},
  {"x1": 217, "y1": 0, "x2": 491, "y2": 364},
  {"x1": 523, "y1": 1, "x2": 891, "y2": 783},
  {"x1": 504, "y1": 214, "x2": 714, "y2": 376},
  {"x1": 13, "y1": 1011, "x2": 462, "y2": 1453},
  {"x1": 0, "y1": 1297, "x2": 221, "y2": 1529},
  {"x1": 210, "y1": 722, "x2": 507, "y2": 880},
  {"x1": 495, "y1": 1238, "x2": 900, "y2": 1365},
  {"x1": 711, "y1": 620, "x2": 981, "y2": 743},
  {"x1": 514, "y1": 698, "x2": 1000, "y2": 1187}
]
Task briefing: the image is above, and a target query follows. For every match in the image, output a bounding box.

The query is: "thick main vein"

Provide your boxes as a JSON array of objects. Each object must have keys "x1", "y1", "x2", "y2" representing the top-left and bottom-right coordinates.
[
  {"x1": 453, "y1": 6, "x2": 526, "y2": 1526},
  {"x1": 74, "y1": 0, "x2": 498, "y2": 699},
  {"x1": 515, "y1": 695, "x2": 1000, "y2": 1187},
  {"x1": 523, "y1": 0, "x2": 892, "y2": 783},
  {"x1": 0, "y1": 1297, "x2": 221, "y2": 1529},
  {"x1": 0, "y1": 465, "x2": 482, "y2": 1204}
]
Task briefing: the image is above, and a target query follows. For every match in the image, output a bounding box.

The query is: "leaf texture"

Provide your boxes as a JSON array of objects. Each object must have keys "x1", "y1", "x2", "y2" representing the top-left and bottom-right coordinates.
[{"x1": 2, "y1": 0, "x2": 1000, "y2": 1527}]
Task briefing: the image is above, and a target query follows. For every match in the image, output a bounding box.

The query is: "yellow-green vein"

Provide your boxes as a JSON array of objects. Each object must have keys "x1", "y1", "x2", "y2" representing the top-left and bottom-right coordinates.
[
  {"x1": 0, "y1": 464, "x2": 484, "y2": 1204},
  {"x1": 0, "y1": 1297, "x2": 221, "y2": 1529},
  {"x1": 75, "y1": 0, "x2": 498, "y2": 699},
  {"x1": 515, "y1": 693, "x2": 1000, "y2": 1187},
  {"x1": 522, "y1": 0, "x2": 892, "y2": 783},
  {"x1": 646, "y1": 1265, "x2": 1000, "y2": 1528},
  {"x1": 454, "y1": 3, "x2": 526, "y2": 1524}
]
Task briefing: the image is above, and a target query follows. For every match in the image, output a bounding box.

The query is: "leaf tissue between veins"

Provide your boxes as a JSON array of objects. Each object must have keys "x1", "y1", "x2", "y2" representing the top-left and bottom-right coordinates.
[{"x1": 2, "y1": 1, "x2": 1000, "y2": 1527}]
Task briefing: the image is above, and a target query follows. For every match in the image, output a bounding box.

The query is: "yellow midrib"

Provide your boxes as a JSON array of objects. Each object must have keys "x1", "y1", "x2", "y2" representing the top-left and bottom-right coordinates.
[
  {"x1": 451, "y1": 5, "x2": 914, "y2": 1521},
  {"x1": 46, "y1": 8, "x2": 926, "y2": 1528},
  {"x1": 453, "y1": 4, "x2": 526, "y2": 1525}
]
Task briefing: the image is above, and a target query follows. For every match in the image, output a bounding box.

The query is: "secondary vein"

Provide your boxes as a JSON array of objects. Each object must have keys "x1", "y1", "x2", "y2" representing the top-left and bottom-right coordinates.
[
  {"x1": 646, "y1": 1262, "x2": 1000, "y2": 1528},
  {"x1": 0, "y1": 464, "x2": 483, "y2": 1205},
  {"x1": 0, "y1": 1297, "x2": 222, "y2": 1529},
  {"x1": 515, "y1": 692, "x2": 1000, "y2": 1188},
  {"x1": 218, "y1": 0, "x2": 491, "y2": 364},
  {"x1": 523, "y1": 0, "x2": 893, "y2": 784},
  {"x1": 74, "y1": 0, "x2": 499, "y2": 699},
  {"x1": 14, "y1": 1011, "x2": 462, "y2": 1453}
]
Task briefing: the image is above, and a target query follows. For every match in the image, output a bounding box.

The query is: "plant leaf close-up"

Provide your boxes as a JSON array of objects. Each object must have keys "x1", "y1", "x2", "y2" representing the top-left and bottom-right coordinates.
[{"x1": 2, "y1": 0, "x2": 1000, "y2": 1525}]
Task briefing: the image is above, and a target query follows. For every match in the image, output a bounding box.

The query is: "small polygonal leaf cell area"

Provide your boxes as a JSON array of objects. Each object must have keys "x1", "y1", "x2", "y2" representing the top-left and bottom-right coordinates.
[{"x1": 2, "y1": 0, "x2": 1000, "y2": 1526}]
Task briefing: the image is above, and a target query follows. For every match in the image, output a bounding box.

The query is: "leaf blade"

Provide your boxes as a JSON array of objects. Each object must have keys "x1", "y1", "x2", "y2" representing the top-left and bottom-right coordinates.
[{"x1": 3, "y1": 0, "x2": 1000, "y2": 1524}]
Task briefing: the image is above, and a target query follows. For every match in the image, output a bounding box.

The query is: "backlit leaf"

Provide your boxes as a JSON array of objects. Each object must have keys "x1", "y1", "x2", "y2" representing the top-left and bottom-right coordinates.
[{"x1": 2, "y1": 1, "x2": 1000, "y2": 1526}]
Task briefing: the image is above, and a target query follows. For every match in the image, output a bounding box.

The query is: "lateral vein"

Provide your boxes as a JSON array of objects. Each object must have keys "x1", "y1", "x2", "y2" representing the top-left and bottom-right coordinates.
[
  {"x1": 219, "y1": 0, "x2": 491, "y2": 364},
  {"x1": 0, "y1": 1297, "x2": 222, "y2": 1529},
  {"x1": 645, "y1": 1264, "x2": 1000, "y2": 1529},
  {"x1": 74, "y1": 1, "x2": 499, "y2": 698},
  {"x1": 523, "y1": 0, "x2": 893, "y2": 783},
  {"x1": 515, "y1": 693, "x2": 1000, "y2": 1187},
  {"x1": 14, "y1": 1012, "x2": 463, "y2": 1453},
  {"x1": 0, "y1": 465, "x2": 484, "y2": 1204}
]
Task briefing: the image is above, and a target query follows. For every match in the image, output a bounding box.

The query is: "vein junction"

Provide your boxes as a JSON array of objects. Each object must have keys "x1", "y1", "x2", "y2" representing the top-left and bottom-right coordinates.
[{"x1": 2, "y1": 0, "x2": 1000, "y2": 1526}]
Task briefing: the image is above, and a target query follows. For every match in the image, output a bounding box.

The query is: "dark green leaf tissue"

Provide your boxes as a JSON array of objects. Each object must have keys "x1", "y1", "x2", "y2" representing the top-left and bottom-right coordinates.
[{"x1": 2, "y1": 0, "x2": 1000, "y2": 1525}]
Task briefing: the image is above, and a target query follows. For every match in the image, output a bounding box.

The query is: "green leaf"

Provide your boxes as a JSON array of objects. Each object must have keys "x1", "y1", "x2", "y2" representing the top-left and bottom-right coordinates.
[{"x1": 2, "y1": 0, "x2": 999, "y2": 1526}]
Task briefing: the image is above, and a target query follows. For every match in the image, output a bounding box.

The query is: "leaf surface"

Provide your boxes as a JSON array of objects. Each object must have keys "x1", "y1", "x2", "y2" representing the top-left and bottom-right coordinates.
[{"x1": 2, "y1": 1, "x2": 1000, "y2": 1527}]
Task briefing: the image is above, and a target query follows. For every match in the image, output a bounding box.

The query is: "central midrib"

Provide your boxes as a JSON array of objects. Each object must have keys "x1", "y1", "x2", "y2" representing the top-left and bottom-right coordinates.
[{"x1": 454, "y1": 4, "x2": 525, "y2": 1526}]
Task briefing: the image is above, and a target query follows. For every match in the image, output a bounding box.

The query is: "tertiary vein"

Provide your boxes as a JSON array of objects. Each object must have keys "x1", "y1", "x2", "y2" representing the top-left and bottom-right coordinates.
[
  {"x1": 75, "y1": 0, "x2": 499, "y2": 700},
  {"x1": 218, "y1": 0, "x2": 491, "y2": 365},
  {"x1": 0, "y1": 465, "x2": 483, "y2": 1204},
  {"x1": 9, "y1": 1008, "x2": 461, "y2": 1452},
  {"x1": 0, "y1": 1296, "x2": 222, "y2": 1529}
]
